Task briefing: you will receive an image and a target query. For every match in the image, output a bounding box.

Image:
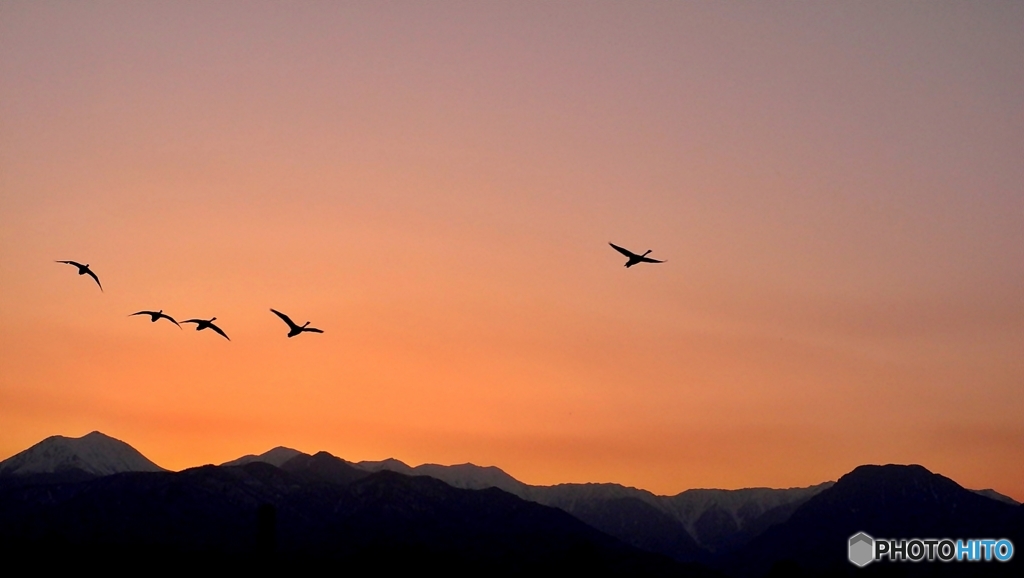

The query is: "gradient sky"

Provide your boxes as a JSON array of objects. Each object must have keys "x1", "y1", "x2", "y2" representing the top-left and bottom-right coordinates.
[{"x1": 1, "y1": 1, "x2": 1022, "y2": 500}]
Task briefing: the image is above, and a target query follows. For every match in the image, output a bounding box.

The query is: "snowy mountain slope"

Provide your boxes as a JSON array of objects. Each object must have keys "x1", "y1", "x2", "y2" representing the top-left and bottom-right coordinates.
[{"x1": 0, "y1": 431, "x2": 165, "y2": 476}]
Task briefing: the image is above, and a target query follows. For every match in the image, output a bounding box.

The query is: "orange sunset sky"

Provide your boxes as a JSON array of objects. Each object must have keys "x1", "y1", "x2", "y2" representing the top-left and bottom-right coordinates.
[{"x1": 1, "y1": 2, "x2": 1022, "y2": 500}]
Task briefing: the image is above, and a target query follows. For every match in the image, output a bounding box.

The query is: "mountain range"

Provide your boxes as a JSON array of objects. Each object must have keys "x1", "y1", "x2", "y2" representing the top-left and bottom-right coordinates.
[{"x1": 1, "y1": 432, "x2": 1019, "y2": 576}]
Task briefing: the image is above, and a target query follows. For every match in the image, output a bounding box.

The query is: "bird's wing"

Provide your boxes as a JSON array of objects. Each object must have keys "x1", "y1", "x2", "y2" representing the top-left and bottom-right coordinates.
[
  {"x1": 270, "y1": 308, "x2": 297, "y2": 328},
  {"x1": 160, "y1": 313, "x2": 182, "y2": 327},
  {"x1": 640, "y1": 256, "x2": 665, "y2": 264},
  {"x1": 210, "y1": 324, "x2": 231, "y2": 341},
  {"x1": 304, "y1": 327, "x2": 324, "y2": 334},
  {"x1": 56, "y1": 260, "x2": 81, "y2": 266},
  {"x1": 181, "y1": 319, "x2": 200, "y2": 325},
  {"x1": 129, "y1": 311, "x2": 151, "y2": 317},
  {"x1": 84, "y1": 268, "x2": 103, "y2": 291},
  {"x1": 609, "y1": 243, "x2": 636, "y2": 258}
]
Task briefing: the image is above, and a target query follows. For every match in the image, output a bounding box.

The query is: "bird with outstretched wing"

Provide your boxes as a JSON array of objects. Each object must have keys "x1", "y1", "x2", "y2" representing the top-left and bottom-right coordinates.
[
  {"x1": 609, "y1": 243, "x2": 665, "y2": 268},
  {"x1": 56, "y1": 260, "x2": 103, "y2": 291},
  {"x1": 271, "y1": 308, "x2": 324, "y2": 338},
  {"x1": 130, "y1": 310, "x2": 182, "y2": 328},
  {"x1": 181, "y1": 317, "x2": 230, "y2": 341}
]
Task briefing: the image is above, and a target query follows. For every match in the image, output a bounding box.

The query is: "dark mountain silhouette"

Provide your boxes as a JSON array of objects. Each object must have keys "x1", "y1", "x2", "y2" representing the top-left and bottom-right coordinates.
[
  {"x1": 355, "y1": 458, "x2": 530, "y2": 495},
  {"x1": 343, "y1": 457, "x2": 1020, "y2": 573},
  {"x1": 351, "y1": 458, "x2": 830, "y2": 561},
  {"x1": 341, "y1": 462, "x2": 706, "y2": 562},
  {"x1": 726, "y1": 464, "x2": 1020, "y2": 577},
  {"x1": 277, "y1": 451, "x2": 372, "y2": 485},
  {"x1": 1001, "y1": 503, "x2": 1024, "y2": 568},
  {"x1": 552, "y1": 495, "x2": 708, "y2": 563},
  {"x1": 663, "y1": 484, "x2": 833, "y2": 554},
  {"x1": 0, "y1": 452, "x2": 715, "y2": 575},
  {"x1": 7, "y1": 435, "x2": 1019, "y2": 574},
  {"x1": 346, "y1": 456, "x2": 1021, "y2": 574},
  {"x1": 221, "y1": 446, "x2": 306, "y2": 468},
  {"x1": 353, "y1": 457, "x2": 417, "y2": 474},
  {"x1": 972, "y1": 488, "x2": 1020, "y2": 506}
]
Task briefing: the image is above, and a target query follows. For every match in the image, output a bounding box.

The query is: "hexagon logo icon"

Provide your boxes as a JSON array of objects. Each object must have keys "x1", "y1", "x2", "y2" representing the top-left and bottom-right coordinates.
[{"x1": 848, "y1": 532, "x2": 875, "y2": 567}]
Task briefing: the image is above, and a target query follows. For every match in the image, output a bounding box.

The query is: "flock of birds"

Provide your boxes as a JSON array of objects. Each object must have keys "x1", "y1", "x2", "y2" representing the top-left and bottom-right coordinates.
[
  {"x1": 54, "y1": 243, "x2": 662, "y2": 342},
  {"x1": 54, "y1": 260, "x2": 324, "y2": 341}
]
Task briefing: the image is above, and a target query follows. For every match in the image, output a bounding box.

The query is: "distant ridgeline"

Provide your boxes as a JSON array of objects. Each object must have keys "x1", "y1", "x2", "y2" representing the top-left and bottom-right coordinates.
[{"x1": 1, "y1": 432, "x2": 1020, "y2": 576}]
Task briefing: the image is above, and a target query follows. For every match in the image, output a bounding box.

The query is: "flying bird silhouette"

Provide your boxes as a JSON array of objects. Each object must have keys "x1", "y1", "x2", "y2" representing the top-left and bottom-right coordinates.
[
  {"x1": 130, "y1": 310, "x2": 181, "y2": 328},
  {"x1": 55, "y1": 260, "x2": 103, "y2": 291},
  {"x1": 181, "y1": 317, "x2": 230, "y2": 341},
  {"x1": 270, "y1": 309, "x2": 324, "y2": 338},
  {"x1": 609, "y1": 243, "x2": 665, "y2": 268}
]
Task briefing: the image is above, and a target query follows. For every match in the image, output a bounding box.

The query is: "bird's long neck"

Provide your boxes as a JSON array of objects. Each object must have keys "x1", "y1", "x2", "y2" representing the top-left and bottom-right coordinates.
[
  {"x1": 302, "y1": 322, "x2": 309, "y2": 328},
  {"x1": 642, "y1": 250, "x2": 651, "y2": 257}
]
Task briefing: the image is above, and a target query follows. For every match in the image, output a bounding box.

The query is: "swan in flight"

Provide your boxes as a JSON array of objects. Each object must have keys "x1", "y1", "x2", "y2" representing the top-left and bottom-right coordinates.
[
  {"x1": 272, "y1": 307, "x2": 323, "y2": 338},
  {"x1": 55, "y1": 260, "x2": 103, "y2": 291},
  {"x1": 608, "y1": 243, "x2": 665, "y2": 268},
  {"x1": 130, "y1": 310, "x2": 181, "y2": 328},
  {"x1": 181, "y1": 317, "x2": 230, "y2": 341},
  {"x1": 270, "y1": 309, "x2": 324, "y2": 338}
]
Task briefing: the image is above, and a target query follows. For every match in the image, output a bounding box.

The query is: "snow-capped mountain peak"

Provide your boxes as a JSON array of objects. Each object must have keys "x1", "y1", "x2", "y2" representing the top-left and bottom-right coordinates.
[{"x1": 0, "y1": 431, "x2": 165, "y2": 476}]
